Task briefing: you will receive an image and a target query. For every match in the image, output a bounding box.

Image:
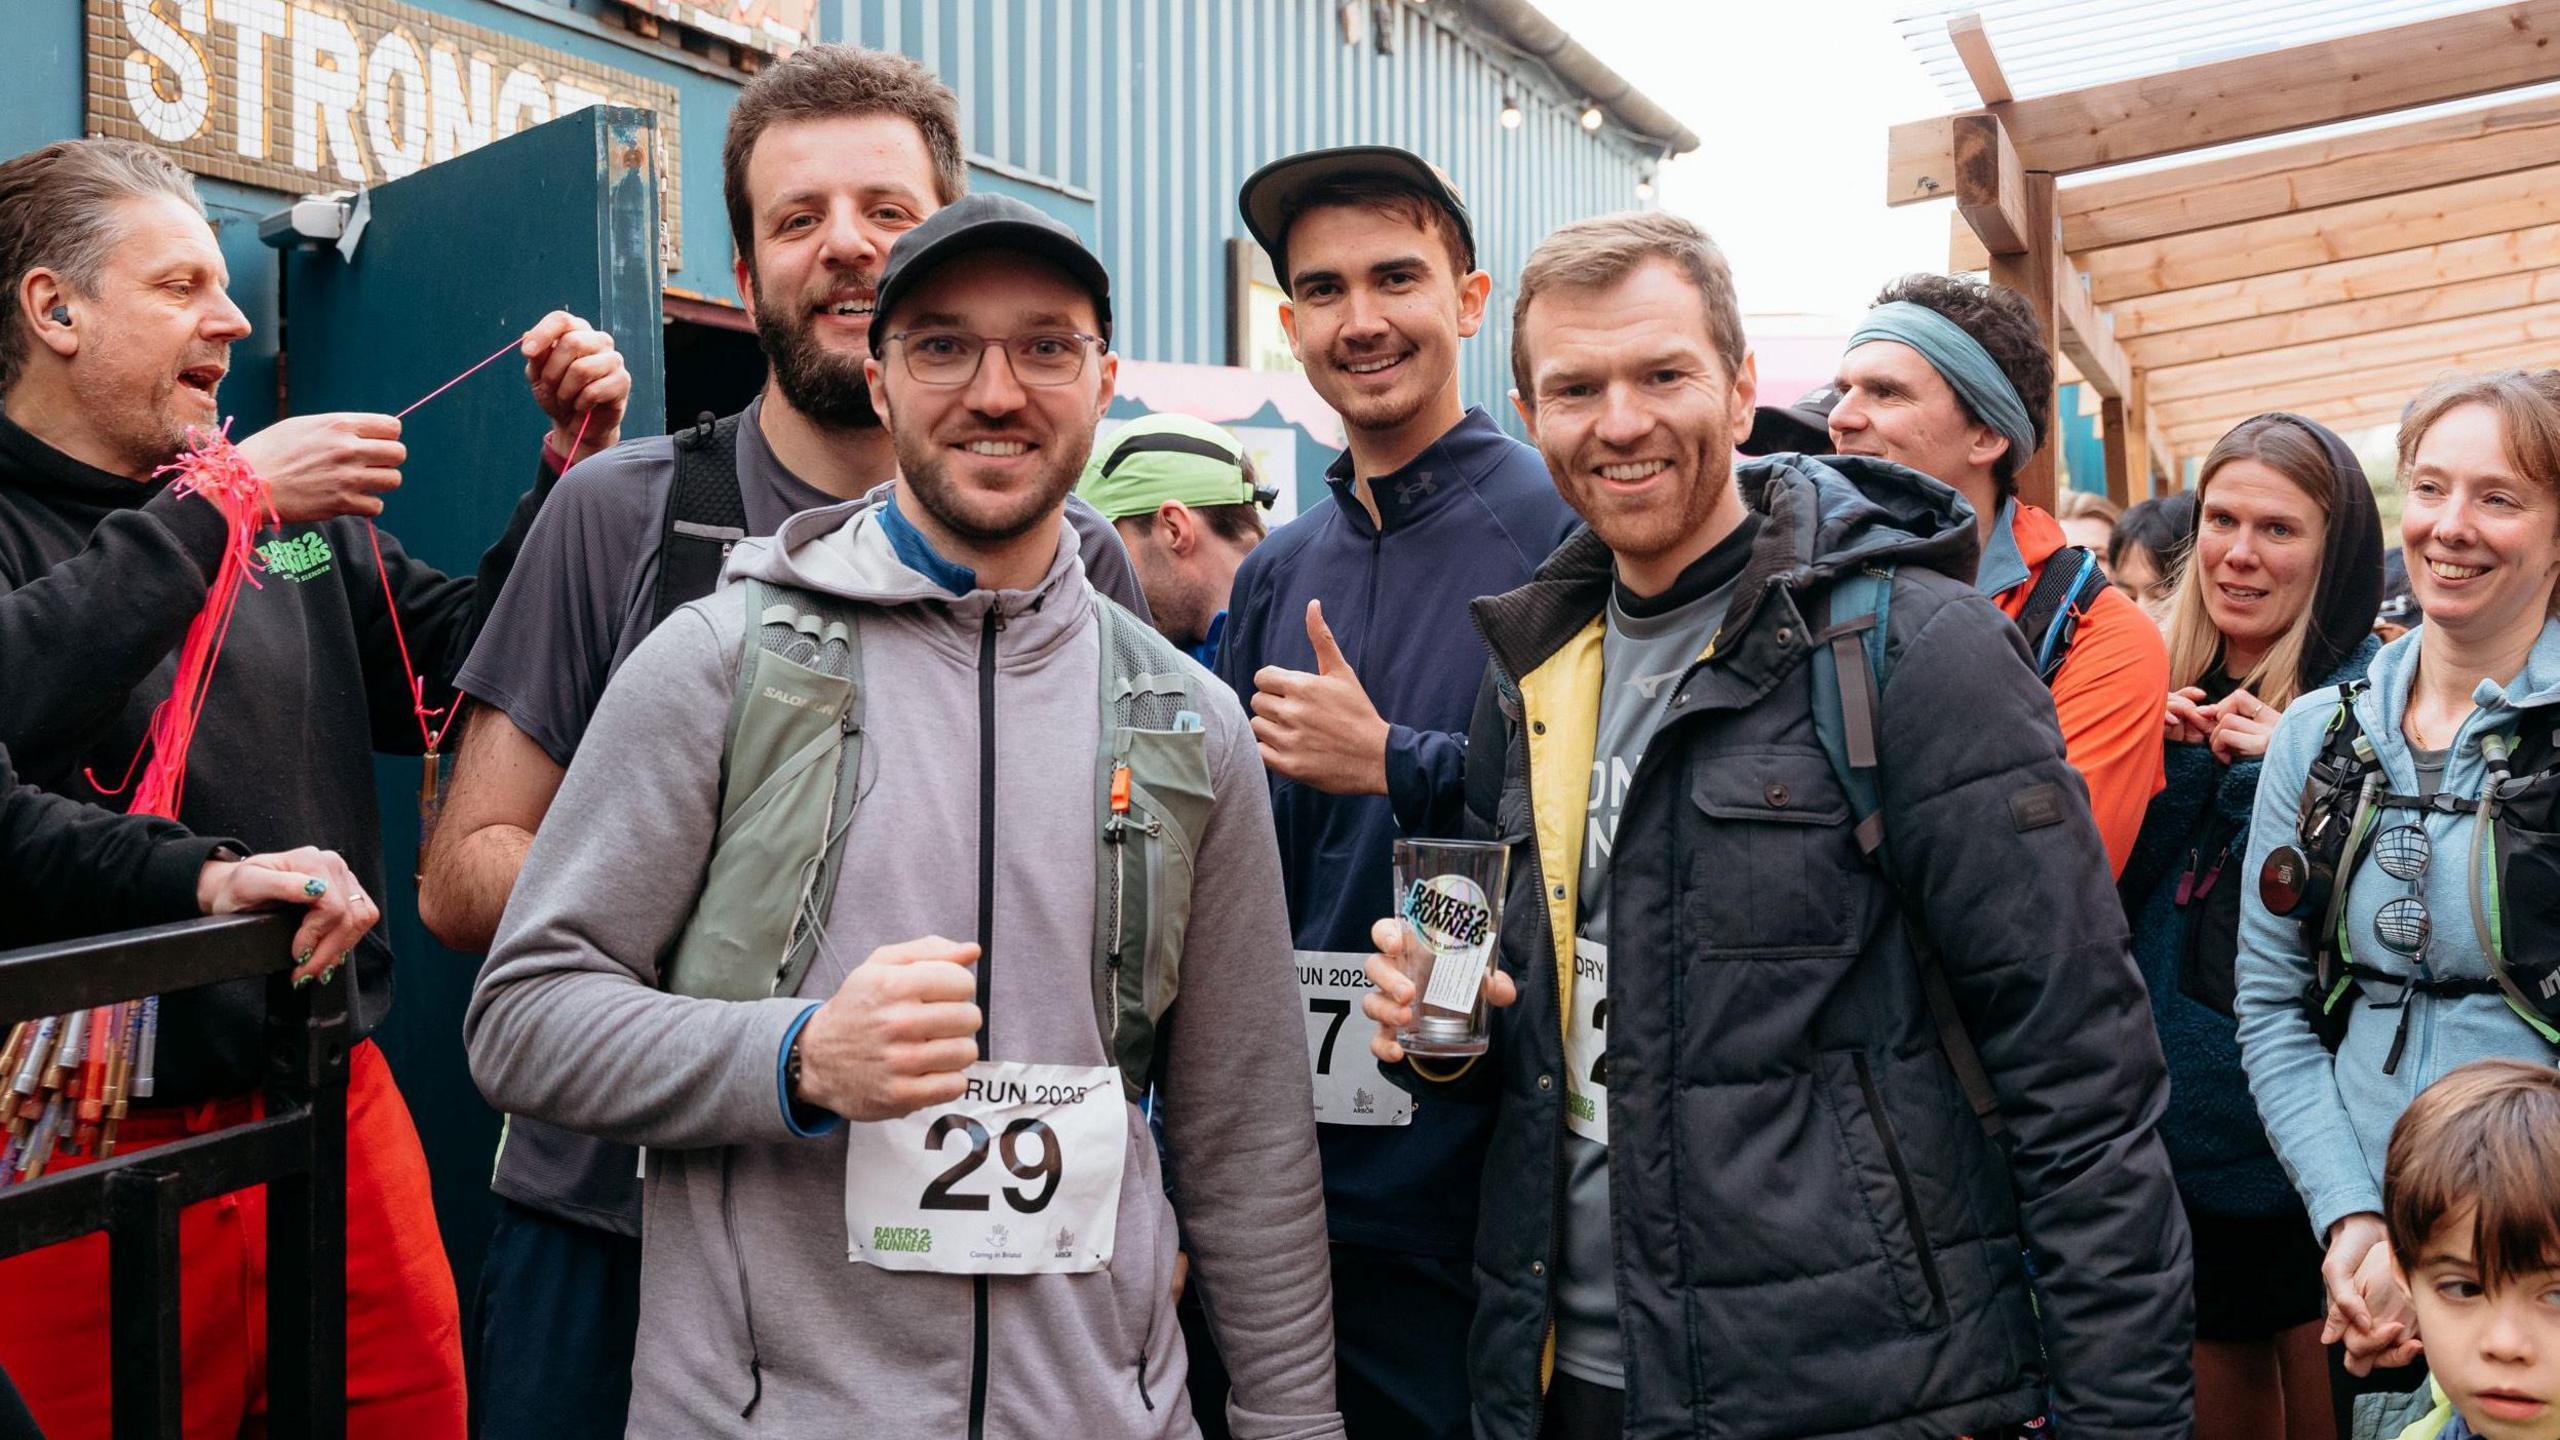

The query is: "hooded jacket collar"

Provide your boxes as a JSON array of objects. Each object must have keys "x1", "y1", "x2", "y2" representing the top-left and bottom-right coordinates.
[
  {"x1": 724, "y1": 492, "x2": 1094, "y2": 652},
  {"x1": 1473, "y1": 452, "x2": 1979, "y2": 689},
  {"x1": 1323, "y1": 406, "x2": 1517, "y2": 535},
  {"x1": 2191, "y1": 409, "x2": 2385, "y2": 696},
  {"x1": 2194, "y1": 413, "x2": 2384, "y2": 697},
  {"x1": 1978, "y1": 498, "x2": 2039, "y2": 598},
  {"x1": 2356, "y1": 616, "x2": 2560, "y2": 786}
]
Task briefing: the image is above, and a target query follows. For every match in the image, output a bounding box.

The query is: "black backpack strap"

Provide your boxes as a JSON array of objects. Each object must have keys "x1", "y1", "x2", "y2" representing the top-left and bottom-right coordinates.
[
  {"x1": 2015, "y1": 545, "x2": 2105, "y2": 684},
  {"x1": 651, "y1": 411, "x2": 751, "y2": 630}
]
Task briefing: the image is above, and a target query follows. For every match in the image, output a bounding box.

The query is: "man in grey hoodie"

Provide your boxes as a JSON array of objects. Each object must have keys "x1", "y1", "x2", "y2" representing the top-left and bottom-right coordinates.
[{"x1": 465, "y1": 195, "x2": 1343, "y2": 1439}]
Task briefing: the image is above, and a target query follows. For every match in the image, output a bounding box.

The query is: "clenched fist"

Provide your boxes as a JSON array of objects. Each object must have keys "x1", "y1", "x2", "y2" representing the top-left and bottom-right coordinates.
[{"x1": 790, "y1": 935, "x2": 984, "y2": 1122}]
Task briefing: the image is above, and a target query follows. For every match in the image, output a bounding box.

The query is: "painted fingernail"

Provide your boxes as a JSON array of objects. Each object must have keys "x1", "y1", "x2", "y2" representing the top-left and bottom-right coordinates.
[
  {"x1": 323, "y1": 965, "x2": 342, "y2": 984},
  {"x1": 297, "y1": 949, "x2": 314, "y2": 965},
  {"x1": 294, "y1": 974, "x2": 313, "y2": 988},
  {"x1": 304, "y1": 878, "x2": 328, "y2": 899}
]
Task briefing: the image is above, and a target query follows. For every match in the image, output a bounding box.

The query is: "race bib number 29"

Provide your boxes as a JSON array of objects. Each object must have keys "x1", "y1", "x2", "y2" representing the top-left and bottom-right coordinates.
[
  {"x1": 845, "y1": 1060, "x2": 1126, "y2": 1275},
  {"x1": 1297, "y1": 952, "x2": 1412, "y2": 1127}
]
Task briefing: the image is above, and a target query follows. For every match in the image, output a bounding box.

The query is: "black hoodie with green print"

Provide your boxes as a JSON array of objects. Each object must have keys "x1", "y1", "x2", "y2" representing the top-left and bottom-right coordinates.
[{"x1": 0, "y1": 406, "x2": 554, "y2": 1100}]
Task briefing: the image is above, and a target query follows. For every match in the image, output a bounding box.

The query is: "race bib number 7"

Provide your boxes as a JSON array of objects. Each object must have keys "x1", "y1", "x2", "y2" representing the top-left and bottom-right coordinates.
[
  {"x1": 1297, "y1": 951, "x2": 1412, "y2": 1127},
  {"x1": 845, "y1": 1060, "x2": 1126, "y2": 1274}
]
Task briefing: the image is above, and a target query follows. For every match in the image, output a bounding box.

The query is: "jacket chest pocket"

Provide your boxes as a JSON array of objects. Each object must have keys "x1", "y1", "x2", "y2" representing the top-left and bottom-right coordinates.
[{"x1": 1681, "y1": 750, "x2": 1865, "y2": 958}]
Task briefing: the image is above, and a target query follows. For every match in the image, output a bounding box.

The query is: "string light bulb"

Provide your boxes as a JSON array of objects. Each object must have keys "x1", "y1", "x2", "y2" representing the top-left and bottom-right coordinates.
[
  {"x1": 1635, "y1": 171, "x2": 1655, "y2": 202},
  {"x1": 1579, "y1": 101, "x2": 1604, "y2": 131},
  {"x1": 1499, "y1": 93, "x2": 1523, "y2": 129}
]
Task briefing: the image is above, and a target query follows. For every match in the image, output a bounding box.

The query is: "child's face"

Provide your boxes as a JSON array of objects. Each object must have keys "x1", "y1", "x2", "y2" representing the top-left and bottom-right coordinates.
[{"x1": 2406, "y1": 1212, "x2": 2560, "y2": 1440}]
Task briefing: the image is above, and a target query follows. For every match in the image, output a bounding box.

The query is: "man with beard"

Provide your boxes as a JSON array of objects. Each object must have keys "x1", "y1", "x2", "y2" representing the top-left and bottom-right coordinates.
[
  {"x1": 0, "y1": 137, "x2": 625, "y2": 1440},
  {"x1": 1205, "y1": 146, "x2": 1579, "y2": 1440},
  {"x1": 465, "y1": 194, "x2": 1341, "y2": 1440},
  {"x1": 418, "y1": 45, "x2": 1149, "y2": 1440},
  {"x1": 1359, "y1": 211, "x2": 2191, "y2": 1440}
]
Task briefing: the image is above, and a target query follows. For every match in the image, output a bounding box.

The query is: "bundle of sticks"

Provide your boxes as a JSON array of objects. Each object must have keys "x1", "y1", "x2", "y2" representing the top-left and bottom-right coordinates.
[{"x1": 0, "y1": 1001, "x2": 156, "y2": 1184}]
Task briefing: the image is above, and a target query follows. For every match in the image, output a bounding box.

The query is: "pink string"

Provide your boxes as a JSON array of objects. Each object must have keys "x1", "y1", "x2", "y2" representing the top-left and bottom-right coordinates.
[
  {"x1": 89, "y1": 322, "x2": 594, "y2": 798},
  {"x1": 84, "y1": 423, "x2": 276, "y2": 819},
  {"x1": 393, "y1": 336, "x2": 524, "y2": 421},
  {"x1": 370, "y1": 386, "x2": 595, "y2": 756}
]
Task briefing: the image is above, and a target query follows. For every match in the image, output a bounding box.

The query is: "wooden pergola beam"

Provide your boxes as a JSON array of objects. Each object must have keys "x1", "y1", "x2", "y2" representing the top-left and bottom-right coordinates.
[
  {"x1": 1947, "y1": 109, "x2": 2134, "y2": 404},
  {"x1": 2146, "y1": 299, "x2": 2560, "y2": 405},
  {"x1": 1885, "y1": 0, "x2": 2560, "y2": 205},
  {"x1": 2151, "y1": 338, "x2": 2560, "y2": 430},
  {"x1": 1947, "y1": 13, "x2": 2012, "y2": 106},
  {"x1": 2057, "y1": 95, "x2": 2560, "y2": 251},
  {"x1": 1954, "y1": 114, "x2": 2029, "y2": 256},
  {"x1": 2057, "y1": 262, "x2": 2131, "y2": 401},
  {"x1": 2100, "y1": 375, "x2": 2153, "y2": 506},
  {"x1": 2166, "y1": 403, "x2": 2407, "y2": 451},
  {"x1": 2122, "y1": 266, "x2": 2560, "y2": 370},
  {"x1": 2110, "y1": 221, "x2": 2560, "y2": 339},
  {"x1": 2147, "y1": 414, "x2": 2179, "y2": 492},
  {"x1": 1990, "y1": 169, "x2": 2062, "y2": 511},
  {"x1": 2084, "y1": 163, "x2": 2560, "y2": 304}
]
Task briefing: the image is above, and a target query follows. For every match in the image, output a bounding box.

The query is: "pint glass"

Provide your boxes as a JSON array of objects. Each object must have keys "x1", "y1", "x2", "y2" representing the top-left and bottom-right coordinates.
[{"x1": 1390, "y1": 838, "x2": 1509, "y2": 1058}]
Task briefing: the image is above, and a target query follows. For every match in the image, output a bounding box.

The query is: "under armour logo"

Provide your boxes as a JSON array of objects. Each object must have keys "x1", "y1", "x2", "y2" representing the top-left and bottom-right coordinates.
[{"x1": 1396, "y1": 470, "x2": 1440, "y2": 503}]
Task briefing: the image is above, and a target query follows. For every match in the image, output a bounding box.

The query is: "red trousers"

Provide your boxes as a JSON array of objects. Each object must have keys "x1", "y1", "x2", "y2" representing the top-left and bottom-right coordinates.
[{"x1": 0, "y1": 1040, "x2": 465, "y2": 1440}]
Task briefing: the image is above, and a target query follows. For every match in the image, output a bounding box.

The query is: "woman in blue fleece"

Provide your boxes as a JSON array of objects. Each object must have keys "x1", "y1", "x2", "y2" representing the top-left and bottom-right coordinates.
[
  {"x1": 2121, "y1": 413, "x2": 2381, "y2": 1440},
  {"x1": 2237, "y1": 371, "x2": 2560, "y2": 1417}
]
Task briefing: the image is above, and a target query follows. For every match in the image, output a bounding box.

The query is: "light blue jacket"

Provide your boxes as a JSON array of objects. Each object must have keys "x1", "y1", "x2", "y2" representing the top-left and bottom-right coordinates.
[{"x1": 2235, "y1": 617, "x2": 2560, "y2": 1239}]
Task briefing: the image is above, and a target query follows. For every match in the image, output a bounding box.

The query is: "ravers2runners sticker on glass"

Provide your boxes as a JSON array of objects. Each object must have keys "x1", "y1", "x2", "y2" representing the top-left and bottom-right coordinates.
[{"x1": 1391, "y1": 839, "x2": 1510, "y2": 1058}]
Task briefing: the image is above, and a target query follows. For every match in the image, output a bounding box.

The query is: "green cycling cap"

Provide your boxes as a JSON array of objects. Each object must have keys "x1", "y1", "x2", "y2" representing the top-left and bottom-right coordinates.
[{"x1": 1077, "y1": 412, "x2": 1273, "y2": 520}]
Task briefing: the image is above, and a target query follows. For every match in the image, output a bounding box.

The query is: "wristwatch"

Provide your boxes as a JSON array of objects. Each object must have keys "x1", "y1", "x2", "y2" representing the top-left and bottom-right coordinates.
[{"x1": 786, "y1": 1031, "x2": 807, "y2": 1099}]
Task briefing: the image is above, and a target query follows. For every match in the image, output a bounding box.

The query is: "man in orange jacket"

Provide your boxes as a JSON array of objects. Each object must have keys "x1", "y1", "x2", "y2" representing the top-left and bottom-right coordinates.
[{"x1": 1825, "y1": 273, "x2": 2166, "y2": 877}]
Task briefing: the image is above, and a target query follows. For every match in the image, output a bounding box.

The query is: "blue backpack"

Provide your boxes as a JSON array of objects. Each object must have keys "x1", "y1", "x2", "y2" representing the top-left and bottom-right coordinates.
[{"x1": 1806, "y1": 564, "x2": 2007, "y2": 1141}]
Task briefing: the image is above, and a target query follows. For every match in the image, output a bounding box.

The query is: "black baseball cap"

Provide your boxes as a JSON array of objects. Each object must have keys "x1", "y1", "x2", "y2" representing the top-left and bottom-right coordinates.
[
  {"x1": 1237, "y1": 145, "x2": 1476, "y2": 289},
  {"x1": 1739, "y1": 383, "x2": 1843, "y2": 457},
  {"x1": 869, "y1": 193, "x2": 1113, "y2": 354}
]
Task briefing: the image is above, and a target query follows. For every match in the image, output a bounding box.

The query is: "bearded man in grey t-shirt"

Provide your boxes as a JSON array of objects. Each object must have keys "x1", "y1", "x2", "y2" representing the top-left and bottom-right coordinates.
[{"x1": 415, "y1": 45, "x2": 1145, "y2": 1440}]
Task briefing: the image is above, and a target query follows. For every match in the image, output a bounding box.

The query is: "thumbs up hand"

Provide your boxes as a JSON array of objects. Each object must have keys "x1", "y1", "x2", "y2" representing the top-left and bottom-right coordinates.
[{"x1": 1249, "y1": 599, "x2": 1392, "y2": 796}]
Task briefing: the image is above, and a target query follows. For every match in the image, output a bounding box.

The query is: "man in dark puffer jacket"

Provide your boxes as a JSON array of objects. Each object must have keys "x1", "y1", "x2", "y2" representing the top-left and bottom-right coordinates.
[{"x1": 1362, "y1": 212, "x2": 2192, "y2": 1438}]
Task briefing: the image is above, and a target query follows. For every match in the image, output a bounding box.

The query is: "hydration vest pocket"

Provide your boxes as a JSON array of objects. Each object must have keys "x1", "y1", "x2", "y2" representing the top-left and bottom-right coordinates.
[
  {"x1": 1102, "y1": 725, "x2": 1213, "y2": 1091},
  {"x1": 665, "y1": 640, "x2": 858, "y2": 1002},
  {"x1": 2493, "y1": 769, "x2": 2560, "y2": 1023}
]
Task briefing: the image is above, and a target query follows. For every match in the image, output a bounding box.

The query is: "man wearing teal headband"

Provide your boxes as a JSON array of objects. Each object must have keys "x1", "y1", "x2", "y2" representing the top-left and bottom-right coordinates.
[
  {"x1": 1830, "y1": 273, "x2": 2169, "y2": 878},
  {"x1": 1078, "y1": 411, "x2": 1271, "y2": 666}
]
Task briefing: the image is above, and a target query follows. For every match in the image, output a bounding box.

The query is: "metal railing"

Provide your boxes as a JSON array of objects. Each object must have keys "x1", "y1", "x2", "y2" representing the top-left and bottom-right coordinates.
[{"x1": 0, "y1": 912, "x2": 347, "y2": 1440}]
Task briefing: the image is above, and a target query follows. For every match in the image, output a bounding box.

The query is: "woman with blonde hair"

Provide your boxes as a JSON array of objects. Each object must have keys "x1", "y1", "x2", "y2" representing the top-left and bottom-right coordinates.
[
  {"x1": 2119, "y1": 412, "x2": 2383, "y2": 1440},
  {"x1": 2237, "y1": 371, "x2": 2560, "y2": 1426}
]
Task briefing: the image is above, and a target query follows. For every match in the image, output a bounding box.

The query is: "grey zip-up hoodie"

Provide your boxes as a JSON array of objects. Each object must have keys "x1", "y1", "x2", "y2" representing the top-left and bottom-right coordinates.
[{"x1": 466, "y1": 496, "x2": 1343, "y2": 1440}]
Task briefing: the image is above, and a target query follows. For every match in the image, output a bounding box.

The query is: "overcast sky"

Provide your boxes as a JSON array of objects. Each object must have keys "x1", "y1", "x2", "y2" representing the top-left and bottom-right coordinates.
[{"x1": 1555, "y1": 0, "x2": 1958, "y2": 323}]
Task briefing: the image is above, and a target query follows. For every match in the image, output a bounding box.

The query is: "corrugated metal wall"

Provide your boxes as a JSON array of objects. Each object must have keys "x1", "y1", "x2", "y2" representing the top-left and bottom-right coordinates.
[{"x1": 855, "y1": 0, "x2": 1660, "y2": 417}]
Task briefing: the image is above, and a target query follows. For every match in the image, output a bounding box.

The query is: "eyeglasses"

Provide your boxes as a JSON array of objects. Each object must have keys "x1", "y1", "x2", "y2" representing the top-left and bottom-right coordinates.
[
  {"x1": 2371, "y1": 822, "x2": 2432, "y2": 959},
  {"x1": 884, "y1": 329, "x2": 1104, "y2": 387}
]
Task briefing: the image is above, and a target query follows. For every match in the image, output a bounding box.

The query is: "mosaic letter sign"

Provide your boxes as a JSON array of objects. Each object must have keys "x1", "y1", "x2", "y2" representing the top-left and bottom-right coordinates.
[{"x1": 88, "y1": 0, "x2": 683, "y2": 263}]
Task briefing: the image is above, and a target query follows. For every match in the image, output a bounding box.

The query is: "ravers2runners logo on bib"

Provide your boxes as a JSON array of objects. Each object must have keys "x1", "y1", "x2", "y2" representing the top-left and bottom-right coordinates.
[{"x1": 257, "y1": 531, "x2": 335, "y2": 583}]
